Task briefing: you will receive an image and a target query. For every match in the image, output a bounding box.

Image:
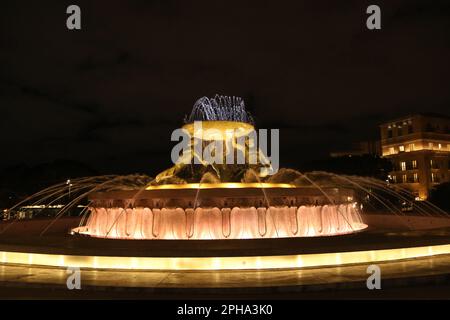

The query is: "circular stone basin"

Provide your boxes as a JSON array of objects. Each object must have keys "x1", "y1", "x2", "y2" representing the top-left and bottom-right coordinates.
[
  {"x1": 71, "y1": 184, "x2": 368, "y2": 240},
  {"x1": 1, "y1": 217, "x2": 449, "y2": 271}
]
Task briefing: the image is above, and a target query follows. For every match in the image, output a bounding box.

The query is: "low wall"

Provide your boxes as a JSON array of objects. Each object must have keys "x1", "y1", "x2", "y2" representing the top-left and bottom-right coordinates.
[
  {"x1": 0, "y1": 213, "x2": 449, "y2": 238},
  {"x1": 363, "y1": 213, "x2": 450, "y2": 230},
  {"x1": 0, "y1": 217, "x2": 82, "y2": 236}
]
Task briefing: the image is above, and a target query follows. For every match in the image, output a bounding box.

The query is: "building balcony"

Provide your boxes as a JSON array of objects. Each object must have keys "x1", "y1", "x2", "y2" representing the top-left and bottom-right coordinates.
[{"x1": 381, "y1": 131, "x2": 450, "y2": 145}]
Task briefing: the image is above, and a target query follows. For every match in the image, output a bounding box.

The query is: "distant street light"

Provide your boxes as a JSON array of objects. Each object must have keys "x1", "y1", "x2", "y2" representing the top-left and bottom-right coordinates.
[{"x1": 66, "y1": 179, "x2": 72, "y2": 200}]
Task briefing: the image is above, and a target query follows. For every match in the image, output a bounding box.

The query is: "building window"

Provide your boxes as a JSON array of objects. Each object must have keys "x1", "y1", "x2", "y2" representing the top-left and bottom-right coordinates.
[
  {"x1": 388, "y1": 129, "x2": 393, "y2": 138},
  {"x1": 401, "y1": 161, "x2": 406, "y2": 171},
  {"x1": 408, "y1": 124, "x2": 413, "y2": 134},
  {"x1": 430, "y1": 159, "x2": 438, "y2": 169},
  {"x1": 392, "y1": 175, "x2": 397, "y2": 183},
  {"x1": 409, "y1": 143, "x2": 415, "y2": 151},
  {"x1": 438, "y1": 143, "x2": 442, "y2": 150},
  {"x1": 399, "y1": 145, "x2": 405, "y2": 152},
  {"x1": 429, "y1": 142, "x2": 434, "y2": 149},
  {"x1": 413, "y1": 173, "x2": 418, "y2": 182},
  {"x1": 389, "y1": 147, "x2": 395, "y2": 155},
  {"x1": 412, "y1": 160, "x2": 417, "y2": 169},
  {"x1": 402, "y1": 174, "x2": 407, "y2": 183},
  {"x1": 432, "y1": 172, "x2": 436, "y2": 183}
]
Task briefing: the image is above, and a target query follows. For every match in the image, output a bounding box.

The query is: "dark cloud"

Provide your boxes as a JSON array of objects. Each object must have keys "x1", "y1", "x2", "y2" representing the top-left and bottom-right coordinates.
[{"x1": 1, "y1": 0, "x2": 449, "y2": 174}]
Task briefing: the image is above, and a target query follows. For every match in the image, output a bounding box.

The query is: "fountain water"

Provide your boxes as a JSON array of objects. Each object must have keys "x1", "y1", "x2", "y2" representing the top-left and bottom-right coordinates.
[{"x1": 2, "y1": 95, "x2": 450, "y2": 242}]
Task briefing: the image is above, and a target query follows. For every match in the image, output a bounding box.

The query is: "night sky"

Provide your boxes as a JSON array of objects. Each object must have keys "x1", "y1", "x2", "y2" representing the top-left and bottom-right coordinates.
[{"x1": 1, "y1": 0, "x2": 450, "y2": 176}]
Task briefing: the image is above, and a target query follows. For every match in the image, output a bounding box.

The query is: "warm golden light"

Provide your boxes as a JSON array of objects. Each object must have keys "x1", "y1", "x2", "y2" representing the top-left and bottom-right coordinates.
[
  {"x1": 73, "y1": 204, "x2": 367, "y2": 240},
  {"x1": 145, "y1": 182, "x2": 296, "y2": 190},
  {"x1": 1, "y1": 244, "x2": 449, "y2": 270},
  {"x1": 382, "y1": 141, "x2": 450, "y2": 156},
  {"x1": 182, "y1": 121, "x2": 255, "y2": 140}
]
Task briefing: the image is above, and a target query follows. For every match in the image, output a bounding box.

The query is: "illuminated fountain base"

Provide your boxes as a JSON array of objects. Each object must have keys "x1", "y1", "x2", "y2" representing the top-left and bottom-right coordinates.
[
  {"x1": 74, "y1": 204, "x2": 366, "y2": 240},
  {"x1": 72, "y1": 184, "x2": 367, "y2": 240}
]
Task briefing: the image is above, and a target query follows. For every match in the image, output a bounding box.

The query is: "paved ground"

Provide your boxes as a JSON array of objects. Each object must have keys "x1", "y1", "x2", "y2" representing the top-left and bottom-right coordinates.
[{"x1": 1, "y1": 254, "x2": 449, "y2": 299}]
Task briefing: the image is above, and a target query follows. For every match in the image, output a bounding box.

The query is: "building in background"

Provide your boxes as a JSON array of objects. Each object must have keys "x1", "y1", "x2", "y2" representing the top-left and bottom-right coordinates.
[{"x1": 380, "y1": 113, "x2": 450, "y2": 200}]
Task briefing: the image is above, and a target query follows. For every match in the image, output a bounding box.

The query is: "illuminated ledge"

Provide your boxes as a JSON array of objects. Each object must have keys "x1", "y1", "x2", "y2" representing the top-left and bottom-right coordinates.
[
  {"x1": 145, "y1": 182, "x2": 296, "y2": 190},
  {"x1": 1, "y1": 244, "x2": 450, "y2": 270},
  {"x1": 182, "y1": 121, "x2": 255, "y2": 140}
]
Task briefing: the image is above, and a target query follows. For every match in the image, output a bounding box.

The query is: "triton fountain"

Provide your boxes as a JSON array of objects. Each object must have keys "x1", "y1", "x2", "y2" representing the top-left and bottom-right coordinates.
[
  {"x1": 1, "y1": 95, "x2": 449, "y2": 272},
  {"x1": 69, "y1": 94, "x2": 366, "y2": 240}
]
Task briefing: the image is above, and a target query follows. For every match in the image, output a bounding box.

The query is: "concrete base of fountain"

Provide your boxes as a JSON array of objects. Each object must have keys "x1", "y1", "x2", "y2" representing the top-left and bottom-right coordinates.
[
  {"x1": 1, "y1": 213, "x2": 449, "y2": 254},
  {"x1": 1, "y1": 217, "x2": 449, "y2": 298},
  {"x1": 72, "y1": 204, "x2": 366, "y2": 240},
  {"x1": 70, "y1": 185, "x2": 366, "y2": 239}
]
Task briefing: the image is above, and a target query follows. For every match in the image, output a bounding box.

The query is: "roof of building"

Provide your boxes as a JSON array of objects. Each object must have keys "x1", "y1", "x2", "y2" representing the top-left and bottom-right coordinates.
[{"x1": 379, "y1": 112, "x2": 450, "y2": 126}]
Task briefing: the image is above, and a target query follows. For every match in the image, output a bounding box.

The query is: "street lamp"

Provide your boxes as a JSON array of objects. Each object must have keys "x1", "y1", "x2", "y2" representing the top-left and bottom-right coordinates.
[{"x1": 66, "y1": 179, "x2": 72, "y2": 200}]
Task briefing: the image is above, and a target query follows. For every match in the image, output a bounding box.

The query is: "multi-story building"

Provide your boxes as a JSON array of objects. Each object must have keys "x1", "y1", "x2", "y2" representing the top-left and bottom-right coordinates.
[{"x1": 380, "y1": 113, "x2": 450, "y2": 200}]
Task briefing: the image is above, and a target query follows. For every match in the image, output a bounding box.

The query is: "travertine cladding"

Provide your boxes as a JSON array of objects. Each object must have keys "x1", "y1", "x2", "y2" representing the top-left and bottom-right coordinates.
[{"x1": 76, "y1": 204, "x2": 366, "y2": 240}]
